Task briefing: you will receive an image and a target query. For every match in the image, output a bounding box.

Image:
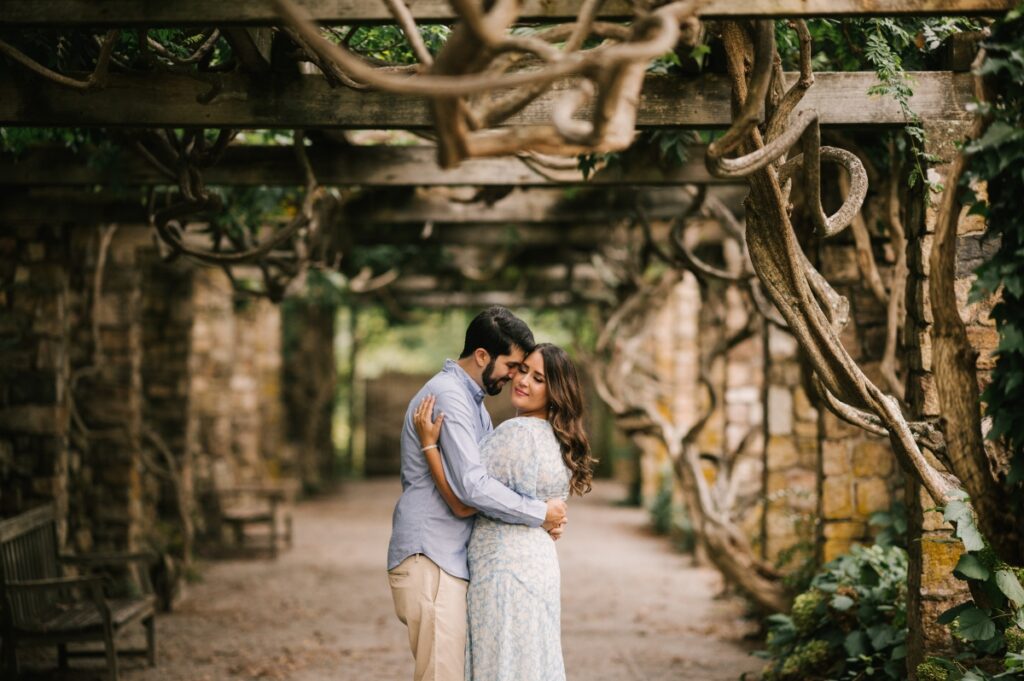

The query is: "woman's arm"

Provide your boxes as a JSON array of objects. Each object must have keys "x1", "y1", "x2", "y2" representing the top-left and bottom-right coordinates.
[
  {"x1": 414, "y1": 395, "x2": 476, "y2": 518},
  {"x1": 423, "y1": 447, "x2": 476, "y2": 518}
]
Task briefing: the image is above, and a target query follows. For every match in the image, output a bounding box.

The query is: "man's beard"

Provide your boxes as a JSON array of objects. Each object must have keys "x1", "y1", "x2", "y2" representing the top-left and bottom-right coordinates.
[{"x1": 481, "y1": 357, "x2": 508, "y2": 396}]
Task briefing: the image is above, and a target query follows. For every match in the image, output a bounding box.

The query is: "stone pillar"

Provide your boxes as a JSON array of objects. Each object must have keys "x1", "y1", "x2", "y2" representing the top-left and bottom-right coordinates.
[
  {"x1": 815, "y1": 231, "x2": 903, "y2": 563},
  {"x1": 187, "y1": 267, "x2": 237, "y2": 501},
  {"x1": 66, "y1": 226, "x2": 150, "y2": 552},
  {"x1": 141, "y1": 252, "x2": 196, "y2": 557},
  {"x1": 762, "y1": 325, "x2": 818, "y2": 567},
  {"x1": 232, "y1": 297, "x2": 288, "y2": 481},
  {"x1": 0, "y1": 224, "x2": 71, "y2": 543},
  {"x1": 283, "y1": 298, "x2": 337, "y2": 492},
  {"x1": 904, "y1": 117, "x2": 991, "y2": 676},
  {"x1": 720, "y1": 285, "x2": 765, "y2": 545}
]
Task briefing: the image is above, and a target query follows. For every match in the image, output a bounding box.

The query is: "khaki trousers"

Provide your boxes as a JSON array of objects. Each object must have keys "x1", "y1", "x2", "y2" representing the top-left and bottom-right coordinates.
[{"x1": 389, "y1": 554, "x2": 468, "y2": 681}]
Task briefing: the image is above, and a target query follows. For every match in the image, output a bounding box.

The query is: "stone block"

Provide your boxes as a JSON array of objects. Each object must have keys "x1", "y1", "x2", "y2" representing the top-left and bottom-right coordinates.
[
  {"x1": 855, "y1": 478, "x2": 891, "y2": 516},
  {"x1": 823, "y1": 520, "x2": 867, "y2": 540},
  {"x1": 793, "y1": 387, "x2": 815, "y2": 420},
  {"x1": 822, "y1": 440, "x2": 850, "y2": 476},
  {"x1": 908, "y1": 279, "x2": 933, "y2": 325},
  {"x1": 770, "y1": 466, "x2": 790, "y2": 493},
  {"x1": 919, "y1": 535, "x2": 965, "y2": 597},
  {"x1": 909, "y1": 329, "x2": 933, "y2": 372},
  {"x1": 27, "y1": 263, "x2": 66, "y2": 292},
  {"x1": 32, "y1": 476, "x2": 58, "y2": 495},
  {"x1": 853, "y1": 291, "x2": 888, "y2": 326},
  {"x1": 909, "y1": 233, "x2": 934, "y2": 277},
  {"x1": 852, "y1": 439, "x2": 895, "y2": 478},
  {"x1": 917, "y1": 487, "x2": 950, "y2": 532},
  {"x1": 768, "y1": 327, "x2": 798, "y2": 358},
  {"x1": 767, "y1": 436, "x2": 799, "y2": 470},
  {"x1": 822, "y1": 477, "x2": 853, "y2": 519},
  {"x1": 820, "y1": 413, "x2": 859, "y2": 439},
  {"x1": 796, "y1": 436, "x2": 819, "y2": 467},
  {"x1": 25, "y1": 242, "x2": 46, "y2": 261},
  {"x1": 966, "y1": 326, "x2": 999, "y2": 369},
  {"x1": 767, "y1": 386, "x2": 793, "y2": 436},
  {"x1": 0, "y1": 404, "x2": 68, "y2": 434},
  {"x1": 839, "y1": 322, "x2": 862, "y2": 359},
  {"x1": 861, "y1": 324, "x2": 888, "y2": 359},
  {"x1": 823, "y1": 537, "x2": 855, "y2": 563},
  {"x1": 794, "y1": 418, "x2": 819, "y2": 440},
  {"x1": 35, "y1": 338, "x2": 65, "y2": 372},
  {"x1": 820, "y1": 245, "x2": 861, "y2": 283}
]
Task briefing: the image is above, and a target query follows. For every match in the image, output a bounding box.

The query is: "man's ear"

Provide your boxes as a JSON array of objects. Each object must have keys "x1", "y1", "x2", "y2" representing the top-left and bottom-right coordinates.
[{"x1": 474, "y1": 348, "x2": 490, "y2": 367}]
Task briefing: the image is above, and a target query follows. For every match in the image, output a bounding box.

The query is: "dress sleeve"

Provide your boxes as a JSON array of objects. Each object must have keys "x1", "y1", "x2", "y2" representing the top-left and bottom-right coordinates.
[{"x1": 432, "y1": 391, "x2": 546, "y2": 526}]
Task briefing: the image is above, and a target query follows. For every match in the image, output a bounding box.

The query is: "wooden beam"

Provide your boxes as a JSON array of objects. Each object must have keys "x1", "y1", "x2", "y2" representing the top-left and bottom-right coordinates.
[
  {"x1": 352, "y1": 217, "x2": 720, "y2": 245},
  {"x1": 0, "y1": 144, "x2": 725, "y2": 187},
  {"x1": 382, "y1": 290, "x2": 582, "y2": 309},
  {"x1": 0, "y1": 0, "x2": 1011, "y2": 26},
  {"x1": 0, "y1": 186, "x2": 744, "y2": 225},
  {"x1": 345, "y1": 186, "x2": 716, "y2": 224},
  {"x1": 0, "y1": 71, "x2": 973, "y2": 129}
]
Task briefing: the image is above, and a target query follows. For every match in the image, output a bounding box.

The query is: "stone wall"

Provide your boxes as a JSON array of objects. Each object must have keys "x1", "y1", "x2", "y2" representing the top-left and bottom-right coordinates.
[
  {"x1": 282, "y1": 299, "x2": 337, "y2": 491},
  {"x1": 0, "y1": 223, "x2": 72, "y2": 544},
  {"x1": 0, "y1": 222, "x2": 293, "y2": 567},
  {"x1": 815, "y1": 224, "x2": 903, "y2": 563},
  {"x1": 66, "y1": 225, "x2": 150, "y2": 553},
  {"x1": 761, "y1": 325, "x2": 818, "y2": 567}
]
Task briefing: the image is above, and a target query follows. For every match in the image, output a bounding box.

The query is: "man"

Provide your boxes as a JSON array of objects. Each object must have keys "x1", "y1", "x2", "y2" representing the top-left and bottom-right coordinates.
[{"x1": 387, "y1": 306, "x2": 568, "y2": 681}]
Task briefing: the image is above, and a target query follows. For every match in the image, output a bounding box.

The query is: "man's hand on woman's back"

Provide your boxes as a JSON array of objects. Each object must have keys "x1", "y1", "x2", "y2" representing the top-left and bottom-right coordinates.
[{"x1": 542, "y1": 499, "x2": 568, "y2": 540}]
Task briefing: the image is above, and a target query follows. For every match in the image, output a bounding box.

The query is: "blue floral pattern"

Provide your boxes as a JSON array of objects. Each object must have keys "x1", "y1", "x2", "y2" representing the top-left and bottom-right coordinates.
[{"x1": 466, "y1": 417, "x2": 570, "y2": 681}]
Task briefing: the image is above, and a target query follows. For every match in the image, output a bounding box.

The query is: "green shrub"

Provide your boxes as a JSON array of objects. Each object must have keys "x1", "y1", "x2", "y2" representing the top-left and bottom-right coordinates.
[{"x1": 758, "y1": 544, "x2": 909, "y2": 680}]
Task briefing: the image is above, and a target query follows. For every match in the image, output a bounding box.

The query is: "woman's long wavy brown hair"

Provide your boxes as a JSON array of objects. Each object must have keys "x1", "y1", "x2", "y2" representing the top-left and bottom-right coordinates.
[{"x1": 534, "y1": 343, "x2": 595, "y2": 496}]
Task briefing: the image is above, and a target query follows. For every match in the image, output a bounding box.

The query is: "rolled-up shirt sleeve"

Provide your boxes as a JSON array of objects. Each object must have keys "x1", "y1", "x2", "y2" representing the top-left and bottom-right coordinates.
[{"x1": 433, "y1": 390, "x2": 547, "y2": 526}]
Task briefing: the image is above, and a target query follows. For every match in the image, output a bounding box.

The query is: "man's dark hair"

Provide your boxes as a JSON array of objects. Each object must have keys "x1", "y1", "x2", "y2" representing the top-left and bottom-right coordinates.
[{"x1": 459, "y1": 306, "x2": 535, "y2": 359}]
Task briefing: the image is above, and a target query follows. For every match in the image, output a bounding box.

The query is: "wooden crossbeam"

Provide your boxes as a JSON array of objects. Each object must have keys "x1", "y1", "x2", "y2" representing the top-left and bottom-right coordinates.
[
  {"x1": 0, "y1": 145, "x2": 724, "y2": 187},
  {"x1": 0, "y1": 0, "x2": 1011, "y2": 26},
  {"x1": 382, "y1": 290, "x2": 585, "y2": 309},
  {"x1": 1, "y1": 186, "x2": 740, "y2": 225},
  {"x1": 0, "y1": 71, "x2": 972, "y2": 129},
  {"x1": 344, "y1": 186, "x2": 718, "y2": 224}
]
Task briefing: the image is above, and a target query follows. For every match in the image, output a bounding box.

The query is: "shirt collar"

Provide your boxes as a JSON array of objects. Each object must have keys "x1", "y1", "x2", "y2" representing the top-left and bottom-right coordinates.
[{"x1": 443, "y1": 359, "x2": 487, "y2": 404}]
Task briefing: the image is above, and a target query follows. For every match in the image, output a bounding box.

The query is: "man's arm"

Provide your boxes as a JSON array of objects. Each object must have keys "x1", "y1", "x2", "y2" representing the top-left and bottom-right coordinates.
[{"x1": 433, "y1": 390, "x2": 560, "y2": 528}]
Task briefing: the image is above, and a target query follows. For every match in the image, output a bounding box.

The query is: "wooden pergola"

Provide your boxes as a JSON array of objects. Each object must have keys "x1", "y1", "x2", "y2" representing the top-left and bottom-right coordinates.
[{"x1": 2, "y1": 5, "x2": 1017, "y2": 681}]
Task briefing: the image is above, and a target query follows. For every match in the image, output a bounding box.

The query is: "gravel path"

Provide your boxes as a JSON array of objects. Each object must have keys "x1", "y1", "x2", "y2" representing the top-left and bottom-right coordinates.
[{"x1": 19, "y1": 479, "x2": 762, "y2": 681}]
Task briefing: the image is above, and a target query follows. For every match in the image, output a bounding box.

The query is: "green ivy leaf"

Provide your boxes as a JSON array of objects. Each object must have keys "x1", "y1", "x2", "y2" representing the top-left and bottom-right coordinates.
[
  {"x1": 954, "y1": 554, "x2": 992, "y2": 581},
  {"x1": 938, "y1": 601, "x2": 974, "y2": 625},
  {"x1": 845, "y1": 630, "x2": 869, "y2": 657},
  {"x1": 832, "y1": 594, "x2": 856, "y2": 611},
  {"x1": 956, "y1": 607, "x2": 997, "y2": 642},
  {"x1": 994, "y1": 570, "x2": 1024, "y2": 608}
]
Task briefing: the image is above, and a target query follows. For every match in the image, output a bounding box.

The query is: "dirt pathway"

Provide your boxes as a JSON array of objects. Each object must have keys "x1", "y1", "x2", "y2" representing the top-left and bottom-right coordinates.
[{"x1": 22, "y1": 479, "x2": 762, "y2": 681}]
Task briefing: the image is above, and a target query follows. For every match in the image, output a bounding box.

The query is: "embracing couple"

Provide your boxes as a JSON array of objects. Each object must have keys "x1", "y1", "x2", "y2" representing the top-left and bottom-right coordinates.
[{"x1": 387, "y1": 306, "x2": 594, "y2": 681}]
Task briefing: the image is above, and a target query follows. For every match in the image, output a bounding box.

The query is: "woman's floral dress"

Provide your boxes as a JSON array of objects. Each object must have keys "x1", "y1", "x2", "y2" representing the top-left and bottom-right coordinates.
[{"x1": 466, "y1": 416, "x2": 570, "y2": 681}]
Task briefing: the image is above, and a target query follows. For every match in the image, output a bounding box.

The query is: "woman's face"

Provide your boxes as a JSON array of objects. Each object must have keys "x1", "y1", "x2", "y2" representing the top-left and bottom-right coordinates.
[{"x1": 509, "y1": 350, "x2": 548, "y2": 416}]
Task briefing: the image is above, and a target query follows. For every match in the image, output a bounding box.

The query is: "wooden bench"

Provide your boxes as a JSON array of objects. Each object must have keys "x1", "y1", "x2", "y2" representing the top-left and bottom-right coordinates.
[
  {"x1": 214, "y1": 484, "x2": 296, "y2": 558},
  {"x1": 0, "y1": 505, "x2": 157, "y2": 681}
]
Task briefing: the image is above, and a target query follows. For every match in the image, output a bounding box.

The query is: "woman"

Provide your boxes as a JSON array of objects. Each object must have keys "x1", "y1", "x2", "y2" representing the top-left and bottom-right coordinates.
[{"x1": 412, "y1": 342, "x2": 594, "y2": 681}]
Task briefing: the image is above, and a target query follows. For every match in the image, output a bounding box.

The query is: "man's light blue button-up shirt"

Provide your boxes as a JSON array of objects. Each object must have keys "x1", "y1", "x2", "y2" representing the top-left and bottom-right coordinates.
[{"x1": 387, "y1": 360, "x2": 547, "y2": 580}]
